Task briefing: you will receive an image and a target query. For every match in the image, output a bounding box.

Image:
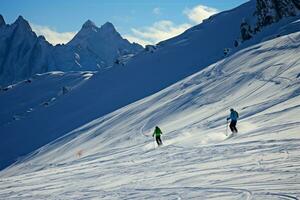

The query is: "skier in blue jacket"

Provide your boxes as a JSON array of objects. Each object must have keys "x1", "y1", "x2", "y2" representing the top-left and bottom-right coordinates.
[{"x1": 227, "y1": 108, "x2": 239, "y2": 133}]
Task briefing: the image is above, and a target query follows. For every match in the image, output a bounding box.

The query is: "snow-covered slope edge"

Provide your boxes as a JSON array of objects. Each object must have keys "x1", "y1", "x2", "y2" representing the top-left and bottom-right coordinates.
[
  {"x1": 1, "y1": 30, "x2": 299, "y2": 199},
  {"x1": 0, "y1": 71, "x2": 96, "y2": 169}
]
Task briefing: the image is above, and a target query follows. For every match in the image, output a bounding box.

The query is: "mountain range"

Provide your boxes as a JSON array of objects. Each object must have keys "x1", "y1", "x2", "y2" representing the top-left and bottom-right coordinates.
[
  {"x1": 0, "y1": 15, "x2": 143, "y2": 86},
  {"x1": 1, "y1": 0, "x2": 300, "y2": 87}
]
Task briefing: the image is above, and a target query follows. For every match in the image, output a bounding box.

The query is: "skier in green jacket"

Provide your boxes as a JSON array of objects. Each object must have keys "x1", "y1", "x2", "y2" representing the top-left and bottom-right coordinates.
[{"x1": 153, "y1": 126, "x2": 163, "y2": 146}]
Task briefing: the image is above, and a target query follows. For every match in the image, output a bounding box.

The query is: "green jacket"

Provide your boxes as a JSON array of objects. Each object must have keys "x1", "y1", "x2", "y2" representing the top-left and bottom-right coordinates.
[{"x1": 153, "y1": 127, "x2": 162, "y2": 137}]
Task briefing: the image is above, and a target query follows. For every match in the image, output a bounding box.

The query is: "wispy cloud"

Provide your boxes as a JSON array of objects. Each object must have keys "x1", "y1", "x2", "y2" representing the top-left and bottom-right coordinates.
[
  {"x1": 31, "y1": 4, "x2": 218, "y2": 47},
  {"x1": 126, "y1": 4, "x2": 218, "y2": 46},
  {"x1": 125, "y1": 20, "x2": 192, "y2": 46},
  {"x1": 153, "y1": 7, "x2": 161, "y2": 15},
  {"x1": 183, "y1": 5, "x2": 218, "y2": 24},
  {"x1": 124, "y1": 35, "x2": 153, "y2": 47},
  {"x1": 31, "y1": 24, "x2": 76, "y2": 45}
]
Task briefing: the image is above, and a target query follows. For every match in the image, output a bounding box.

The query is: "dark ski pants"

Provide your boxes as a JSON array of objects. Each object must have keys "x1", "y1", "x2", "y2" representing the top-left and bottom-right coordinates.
[
  {"x1": 155, "y1": 136, "x2": 163, "y2": 146},
  {"x1": 230, "y1": 120, "x2": 238, "y2": 133}
]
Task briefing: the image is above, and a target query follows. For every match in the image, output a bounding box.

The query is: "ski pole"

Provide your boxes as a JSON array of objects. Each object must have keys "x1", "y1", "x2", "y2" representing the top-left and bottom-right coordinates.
[{"x1": 226, "y1": 120, "x2": 228, "y2": 136}]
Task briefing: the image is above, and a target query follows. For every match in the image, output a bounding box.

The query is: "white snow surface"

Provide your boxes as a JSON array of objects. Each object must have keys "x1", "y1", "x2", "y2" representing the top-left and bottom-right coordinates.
[
  {"x1": 0, "y1": 29, "x2": 300, "y2": 199},
  {"x1": 2, "y1": 1, "x2": 300, "y2": 171}
]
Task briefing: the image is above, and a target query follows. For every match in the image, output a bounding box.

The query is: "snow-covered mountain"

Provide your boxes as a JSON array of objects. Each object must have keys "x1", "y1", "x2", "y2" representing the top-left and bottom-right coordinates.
[
  {"x1": 0, "y1": 16, "x2": 143, "y2": 86},
  {"x1": 1, "y1": 25, "x2": 300, "y2": 199},
  {"x1": 51, "y1": 20, "x2": 143, "y2": 72},
  {"x1": 0, "y1": 16, "x2": 53, "y2": 87},
  {"x1": 0, "y1": 0, "x2": 300, "y2": 184},
  {"x1": 66, "y1": 21, "x2": 142, "y2": 68}
]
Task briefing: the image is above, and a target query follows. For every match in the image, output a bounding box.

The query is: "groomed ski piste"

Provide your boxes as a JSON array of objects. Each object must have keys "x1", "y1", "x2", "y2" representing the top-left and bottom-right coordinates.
[{"x1": 0, "y1": 26, "x2": 300, "y2": 199}]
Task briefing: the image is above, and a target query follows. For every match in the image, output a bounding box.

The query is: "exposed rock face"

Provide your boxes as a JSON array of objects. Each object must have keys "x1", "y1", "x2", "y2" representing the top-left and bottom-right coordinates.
[
  {"x1": 0, "y1": 15, "x2": 5, "y2": 27},
  {"x1": 0, "y1": 16, "x2": 52, "y2": 86},
  {"x1": 238, "y1": 0, "x2": 300, "y2": 43},
  {"x1": 240, "y1": 20, "x2": 253, "y2": 41},
  {"x1": 293, "y1": 0, "x2": 300, "y2": 9},
  {"x1": 256, "y1": 0, "x2": 278, "y2": 27},
  {"x1": 256, "y1": 0, "x2": 299, "y2": 27}
]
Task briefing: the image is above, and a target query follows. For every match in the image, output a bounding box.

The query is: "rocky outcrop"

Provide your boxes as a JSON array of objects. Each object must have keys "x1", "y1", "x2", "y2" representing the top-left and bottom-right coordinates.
[
  {"x1": 256, "y1": 0, "x2": 299, "y2": 28},
  {"x1": 240, "y1": 20, "x2": 253, "y2": 41},
  {"x1": 238, "y1": 0, "x2": 300, "y2": 43}
]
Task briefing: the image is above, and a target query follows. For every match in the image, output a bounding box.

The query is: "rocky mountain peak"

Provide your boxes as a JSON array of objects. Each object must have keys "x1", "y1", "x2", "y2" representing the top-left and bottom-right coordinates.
[
  {"x1": 100, "y1": 22, "x2": 116, "y2": 32},
  {"x1": 0, "y1": 14, "x2": 5, "y2": 27},
  {"x1": 82, "y1": 19, "x2": 97, "y2": 29},
  {"x1": 13, "y1": 15, "x2": 32, "y2": 31}
]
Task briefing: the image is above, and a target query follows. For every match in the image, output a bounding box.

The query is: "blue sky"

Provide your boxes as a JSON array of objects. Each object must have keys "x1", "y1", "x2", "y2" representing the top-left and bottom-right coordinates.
[{"x1": 0, "y1": 0, "x2": 249, "y2": 45}]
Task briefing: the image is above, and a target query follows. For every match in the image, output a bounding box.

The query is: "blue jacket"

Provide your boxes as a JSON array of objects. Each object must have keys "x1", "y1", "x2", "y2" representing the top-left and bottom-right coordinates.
[{"x1": 228, "y1": 110, "x2": 239, "y2": 121}]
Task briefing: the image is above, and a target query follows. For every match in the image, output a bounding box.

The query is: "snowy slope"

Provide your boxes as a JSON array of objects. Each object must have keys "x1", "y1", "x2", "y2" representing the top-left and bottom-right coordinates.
[
  {"x1": 0, "y1": 71, "x2": 95, "y2": 169},
  {"x1": 1, "y1": 0, "x2": 300, "y2": 171},
  {"x1": 0, "y1": 29, "x2": 299, "y2": 199}
]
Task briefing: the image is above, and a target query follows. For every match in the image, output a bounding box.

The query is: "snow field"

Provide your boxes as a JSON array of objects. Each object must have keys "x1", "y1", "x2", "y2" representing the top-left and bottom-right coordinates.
[{"x1": 0, "y1": 31, "x2": 299, "y2": 199}]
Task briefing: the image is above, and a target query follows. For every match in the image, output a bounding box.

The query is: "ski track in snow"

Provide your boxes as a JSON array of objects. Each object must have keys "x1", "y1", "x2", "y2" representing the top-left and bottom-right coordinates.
[
  {"x1": 1, "y1": 25, "x2": 300, "y2": 200},
  {"x1": 0, "y1": 138, "x2": 299, "y2": 199}
]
